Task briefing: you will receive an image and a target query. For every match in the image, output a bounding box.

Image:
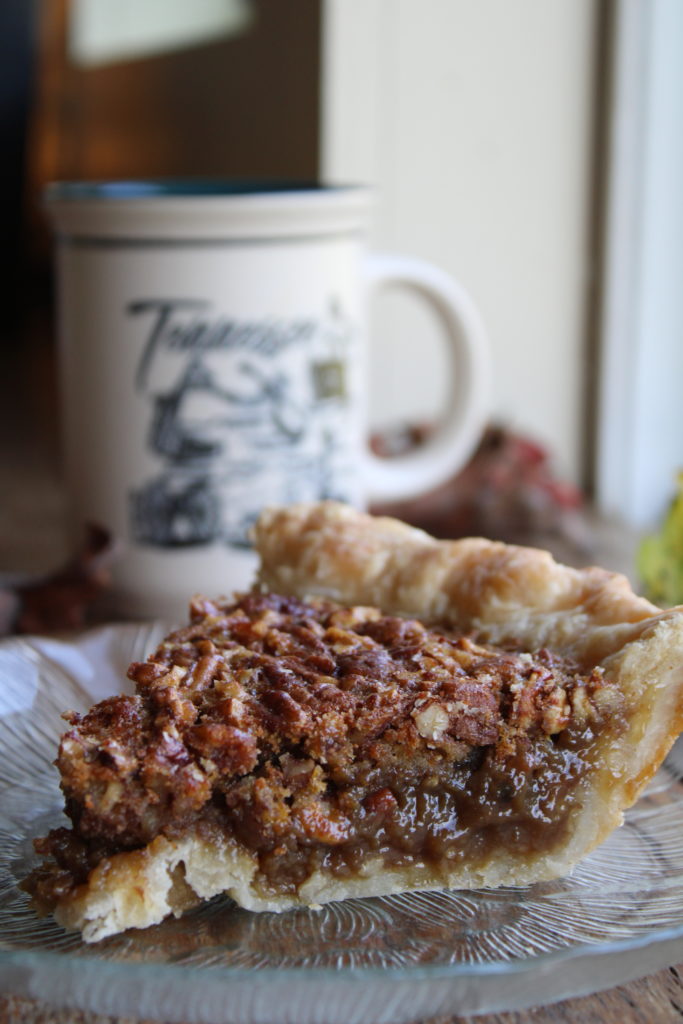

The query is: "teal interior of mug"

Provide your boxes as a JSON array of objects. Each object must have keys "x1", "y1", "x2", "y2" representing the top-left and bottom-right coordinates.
[{"x1": 47, "y1": 180, "x2": 344, "y2": 200}]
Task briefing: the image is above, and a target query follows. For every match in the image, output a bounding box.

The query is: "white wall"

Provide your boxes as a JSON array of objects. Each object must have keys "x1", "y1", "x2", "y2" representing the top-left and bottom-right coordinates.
[{"x1": 322, "y1": 0, "x2": 598, "y2": 483}]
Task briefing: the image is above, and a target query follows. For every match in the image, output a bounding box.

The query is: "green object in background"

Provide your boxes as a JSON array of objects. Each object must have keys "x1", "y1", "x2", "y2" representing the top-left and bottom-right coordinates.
[{"x1": 638, "y1": 472, "x2": 683, "y2": 607}]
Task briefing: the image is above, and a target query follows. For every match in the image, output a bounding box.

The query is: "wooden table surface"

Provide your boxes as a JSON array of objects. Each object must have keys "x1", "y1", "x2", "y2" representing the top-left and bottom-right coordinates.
[{"x1": 2, "y1": 336, "x2": 683, "y2": 1024}]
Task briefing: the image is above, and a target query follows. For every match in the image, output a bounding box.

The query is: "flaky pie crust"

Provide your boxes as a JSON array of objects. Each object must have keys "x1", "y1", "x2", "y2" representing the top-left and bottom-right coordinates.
[{"x1": 39, "y1": 502, "x2": 683, "y2": 941}]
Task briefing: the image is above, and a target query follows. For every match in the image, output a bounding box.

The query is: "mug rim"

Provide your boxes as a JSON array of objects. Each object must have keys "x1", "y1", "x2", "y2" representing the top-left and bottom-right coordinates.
[
  {"x1": 45, "y1": 179, "x2": 357, "y2": 201},
  {"x1": 45, "y1": 179, "x2": 373, "y2": 241}
]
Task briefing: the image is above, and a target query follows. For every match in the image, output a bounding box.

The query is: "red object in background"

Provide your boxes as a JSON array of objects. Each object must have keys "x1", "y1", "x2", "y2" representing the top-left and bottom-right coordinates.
[
  {"x1": 370, "y1": 423, "x2": 589, "y2": 554},
  {"x1": 0, "y1": 525, "x2": 120, "y2": 635}
]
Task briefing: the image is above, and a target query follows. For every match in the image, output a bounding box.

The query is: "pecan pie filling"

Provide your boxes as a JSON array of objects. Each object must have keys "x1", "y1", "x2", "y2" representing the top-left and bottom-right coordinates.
[{"x1": 26, "y1": 592, "x2": 625, "y2": 909}]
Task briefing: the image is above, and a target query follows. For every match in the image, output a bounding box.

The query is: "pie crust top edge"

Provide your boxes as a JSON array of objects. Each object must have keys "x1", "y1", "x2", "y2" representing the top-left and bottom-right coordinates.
[{"x1": 253, "y1": 500, "x2": 666, "y2": 663}]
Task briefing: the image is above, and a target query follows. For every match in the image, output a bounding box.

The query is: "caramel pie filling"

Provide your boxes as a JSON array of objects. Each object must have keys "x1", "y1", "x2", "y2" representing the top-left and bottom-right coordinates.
[{"x1": 26, "y1": 592, "x2": 625, "y2": 908}]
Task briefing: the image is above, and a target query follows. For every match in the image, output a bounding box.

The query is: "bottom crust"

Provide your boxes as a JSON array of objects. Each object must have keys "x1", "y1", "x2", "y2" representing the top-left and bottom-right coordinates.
[{"x1": 56, "y1": 780, "x2": 624, "y2": 944}]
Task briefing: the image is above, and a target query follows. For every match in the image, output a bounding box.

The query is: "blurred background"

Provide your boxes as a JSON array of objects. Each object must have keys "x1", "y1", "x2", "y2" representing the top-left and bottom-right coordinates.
[{"x1": 1, "y1": 0, "x2": 682, "y2": 610}]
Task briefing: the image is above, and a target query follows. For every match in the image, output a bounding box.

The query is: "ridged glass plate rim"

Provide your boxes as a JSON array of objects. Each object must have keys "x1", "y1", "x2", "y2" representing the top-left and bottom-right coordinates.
[{"x1": 2, "y1": 916, "x2": 683, "y2": 984}]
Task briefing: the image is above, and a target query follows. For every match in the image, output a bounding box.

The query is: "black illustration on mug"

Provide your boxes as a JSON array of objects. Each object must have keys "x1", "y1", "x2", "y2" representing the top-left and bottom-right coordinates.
[{"x1": 127, "y1": 297, "x2": 355, "y2": 549}]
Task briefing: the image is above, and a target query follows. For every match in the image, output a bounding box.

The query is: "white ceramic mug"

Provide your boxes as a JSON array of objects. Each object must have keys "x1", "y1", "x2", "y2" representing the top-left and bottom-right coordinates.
[{"x1": 47, "y1": 181, "x2": 489, "y2": 619}]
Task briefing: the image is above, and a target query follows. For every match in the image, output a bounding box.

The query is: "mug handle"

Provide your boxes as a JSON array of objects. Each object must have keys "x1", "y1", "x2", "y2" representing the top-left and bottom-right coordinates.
[{"x1": 363, "y1": 252, "x2": 490, "y2": 503}]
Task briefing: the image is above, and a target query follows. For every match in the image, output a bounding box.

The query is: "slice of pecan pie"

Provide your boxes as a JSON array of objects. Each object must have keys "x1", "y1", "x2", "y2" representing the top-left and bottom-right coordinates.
[{"x1": 25, "y1": 502, "x2": 683, "y2": 942}]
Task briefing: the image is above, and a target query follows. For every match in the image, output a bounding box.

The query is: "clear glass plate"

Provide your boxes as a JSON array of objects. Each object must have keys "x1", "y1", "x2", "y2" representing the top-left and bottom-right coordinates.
[{"x1": 2, "y1": 625, "x2": 683, "y2": 1023}]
